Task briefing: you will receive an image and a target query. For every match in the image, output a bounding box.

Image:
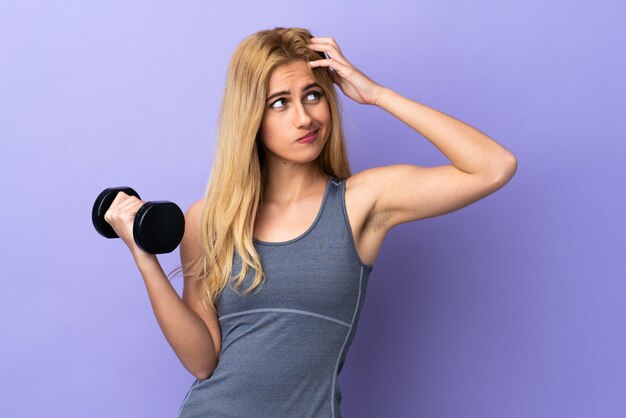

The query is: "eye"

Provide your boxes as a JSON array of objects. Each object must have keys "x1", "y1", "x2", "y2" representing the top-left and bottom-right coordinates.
[
  {"x1": 269, "y1": 91, "x2": 323, "y2": 109},
  {"x1": 270, "y1": 98, "x2": 288, "y2": 109},
  {"x1": 306, "y1": 91, "x2": 322, "y2": 101}
]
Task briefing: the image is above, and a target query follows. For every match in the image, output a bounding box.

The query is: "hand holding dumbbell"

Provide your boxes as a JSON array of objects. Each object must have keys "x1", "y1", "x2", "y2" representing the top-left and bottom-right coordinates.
[{"x1": 92, "y1": 187, "x2": 185, "y2": 255}]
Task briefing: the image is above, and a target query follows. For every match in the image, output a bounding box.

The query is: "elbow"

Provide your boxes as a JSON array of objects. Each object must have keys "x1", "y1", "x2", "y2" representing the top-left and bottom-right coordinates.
[
  {"x1": 490, "y1": 152, "x2": 518, "y2": 186},
  {"x1": 192, "y1": 363, "x2": 216, "y2": 381},
  {"x1": 190, "y1": 355, "x2": 219, "y2": 381},
  {"x1": 193, "y1": 370, "x2": 212, "y2": 381},
  {"x1": 189, "y1": 336, "x2": 220, "y2": 380}
]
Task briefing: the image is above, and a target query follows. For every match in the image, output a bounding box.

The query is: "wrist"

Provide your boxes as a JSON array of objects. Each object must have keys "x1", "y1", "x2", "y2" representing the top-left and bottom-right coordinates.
[
  {"x1": 132, "y1": 249, "x2": 158, "y2": 269},
  {"x1": 372, "y1": 86, "x2": 393, "y2": 108}
]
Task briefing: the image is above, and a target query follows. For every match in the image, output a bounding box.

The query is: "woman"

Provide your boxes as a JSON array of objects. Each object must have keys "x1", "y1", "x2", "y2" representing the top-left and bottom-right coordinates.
[{"x1": 104, "y1": 27, "x2": 517, "y2": 417}]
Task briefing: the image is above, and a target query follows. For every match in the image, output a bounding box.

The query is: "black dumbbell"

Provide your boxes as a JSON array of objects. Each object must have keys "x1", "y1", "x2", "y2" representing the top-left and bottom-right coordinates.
[{"x1": 92, "y1": 187, "x2": 185, "y2": 254}]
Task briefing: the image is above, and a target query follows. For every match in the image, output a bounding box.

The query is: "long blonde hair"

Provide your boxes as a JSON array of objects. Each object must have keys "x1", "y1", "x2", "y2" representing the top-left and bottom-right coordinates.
[{"x1": 170, "y1": 27, "x2": 352, "y2": 314}]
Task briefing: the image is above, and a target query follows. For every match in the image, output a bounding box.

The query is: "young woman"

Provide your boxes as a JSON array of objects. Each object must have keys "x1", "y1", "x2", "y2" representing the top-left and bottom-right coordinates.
[{"x1": 104, "y1": 27, "x2": 517, "y2": 417}]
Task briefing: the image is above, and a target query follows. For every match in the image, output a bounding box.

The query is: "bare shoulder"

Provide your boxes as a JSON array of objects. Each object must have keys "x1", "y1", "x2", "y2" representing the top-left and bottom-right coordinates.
[
  {"x1": 188, "y1": 198, "x2": 205, "y2": 215},
  {"x1": 180, "y1": 198, "x2": 222, "y2": 357}
]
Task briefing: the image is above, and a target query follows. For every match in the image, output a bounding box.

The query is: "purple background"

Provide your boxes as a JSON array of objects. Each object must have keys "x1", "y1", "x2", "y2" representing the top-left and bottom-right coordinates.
[{"x1": 1, "y1": 1, "x2": 624, "y2": 417}]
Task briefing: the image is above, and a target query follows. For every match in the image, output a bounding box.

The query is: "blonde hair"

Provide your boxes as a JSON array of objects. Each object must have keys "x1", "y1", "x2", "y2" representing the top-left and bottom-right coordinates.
[{"x1": 169, "y1": 27, "x2": 352, "y2": 314}]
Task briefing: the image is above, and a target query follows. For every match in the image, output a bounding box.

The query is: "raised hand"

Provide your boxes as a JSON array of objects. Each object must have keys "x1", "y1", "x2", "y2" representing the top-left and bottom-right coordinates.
[{"x1": 307, "y1": 37, "x2": 385, "y2": 106}]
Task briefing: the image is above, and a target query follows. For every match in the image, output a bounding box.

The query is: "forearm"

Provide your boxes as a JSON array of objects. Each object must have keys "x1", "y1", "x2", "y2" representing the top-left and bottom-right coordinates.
[
  {"x1": 374, "y1": 87, "x2": 517, "y2": 179},
  {"x1": 132, "y1": 251, "x2": 217, "y2": 380}
]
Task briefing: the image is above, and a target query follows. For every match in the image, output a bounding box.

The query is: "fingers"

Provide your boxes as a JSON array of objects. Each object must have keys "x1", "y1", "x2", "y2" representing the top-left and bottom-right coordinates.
[
  {"x1": 104, "y1": 192, "x2": 144, "y2": 224},
  {"x1": 307, "y1": 41, "x2": 349, "y2": 67},
  {"x1": 309, "y1": 36, "x2": 343, "y2": 53},
  {"x1": 308, "y1": 57, "x2": 351, "y2": 76}
]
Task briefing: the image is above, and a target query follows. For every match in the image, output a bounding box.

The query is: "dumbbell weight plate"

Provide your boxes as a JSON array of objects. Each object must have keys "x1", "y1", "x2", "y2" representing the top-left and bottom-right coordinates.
[
  {"x1": 133, "y1": 201, "x2": 185, "y2": 254},
  {"x1": 92, "y1": 187, "x2": 141, "y2": 239}
]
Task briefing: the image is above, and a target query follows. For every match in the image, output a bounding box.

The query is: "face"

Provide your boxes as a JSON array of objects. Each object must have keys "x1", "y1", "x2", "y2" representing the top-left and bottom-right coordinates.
[{"x1": 258, "y1": 60, "x2": 331, "y2": 168}]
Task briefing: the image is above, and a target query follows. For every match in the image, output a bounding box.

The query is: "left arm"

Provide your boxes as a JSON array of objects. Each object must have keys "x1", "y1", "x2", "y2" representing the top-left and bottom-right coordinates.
[
  {"x1": 361, "y1": 87, "x2": 518, "y2": 227},
  {"x1": 374, "y1": 87, "x2": 517, "y2": 181},
  {"x1": 307, "y1": 37, "x2": 517, "y2": 229}
]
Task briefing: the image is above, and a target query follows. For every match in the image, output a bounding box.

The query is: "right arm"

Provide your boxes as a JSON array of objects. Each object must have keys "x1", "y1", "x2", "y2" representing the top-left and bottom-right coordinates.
[{"x1": 105, "y1": 193, "x2": 221, "y2": 380}]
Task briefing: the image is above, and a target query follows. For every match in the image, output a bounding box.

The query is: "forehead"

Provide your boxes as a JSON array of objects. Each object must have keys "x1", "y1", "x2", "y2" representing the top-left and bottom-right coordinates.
[{"x1": 267, "y1": 61, "x2": 315, "y2": 87}]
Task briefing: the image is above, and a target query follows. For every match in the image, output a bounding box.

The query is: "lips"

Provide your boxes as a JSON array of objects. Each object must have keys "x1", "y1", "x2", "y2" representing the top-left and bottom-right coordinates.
[{"x1": 296, "y1": 129, "x2": 319, "y2": 142}]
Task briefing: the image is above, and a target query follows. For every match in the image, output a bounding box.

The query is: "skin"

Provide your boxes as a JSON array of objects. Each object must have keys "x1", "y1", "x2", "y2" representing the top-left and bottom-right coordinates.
[
  {"x1": 104, "y1": 35, "x2": 518, "y2": 380},
  {"x1": 253, "y1": 60, "x2": 332, "y2": 244}
]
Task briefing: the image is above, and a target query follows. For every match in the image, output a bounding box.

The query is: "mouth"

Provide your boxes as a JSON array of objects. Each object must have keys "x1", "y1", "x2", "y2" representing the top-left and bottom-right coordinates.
[{"x1": 296, "y1": 129, "x2": 320, "y2": 143}]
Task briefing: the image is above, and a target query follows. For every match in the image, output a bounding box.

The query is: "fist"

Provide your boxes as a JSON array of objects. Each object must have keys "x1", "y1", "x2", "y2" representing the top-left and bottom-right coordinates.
[{"x1": 103, "y1": 191, "x2": 147, "y2": 254}]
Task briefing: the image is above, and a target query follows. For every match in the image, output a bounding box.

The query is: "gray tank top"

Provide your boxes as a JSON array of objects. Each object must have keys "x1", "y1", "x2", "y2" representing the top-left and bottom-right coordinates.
[{"x1": 178, "y1": 175, "x2": 374, "y2": 418}]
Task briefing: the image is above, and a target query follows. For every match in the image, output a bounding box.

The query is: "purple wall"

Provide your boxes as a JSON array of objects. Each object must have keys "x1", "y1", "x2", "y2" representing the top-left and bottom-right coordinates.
[{"x1": 2, "y1": 1, "x2": 624, "y2": 417}]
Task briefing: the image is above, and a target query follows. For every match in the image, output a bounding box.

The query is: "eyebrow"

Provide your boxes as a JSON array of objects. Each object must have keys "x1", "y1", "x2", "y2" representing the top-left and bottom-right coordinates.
[{"x1": 266, "y1": 82, "x2": 321, "y2": 103}]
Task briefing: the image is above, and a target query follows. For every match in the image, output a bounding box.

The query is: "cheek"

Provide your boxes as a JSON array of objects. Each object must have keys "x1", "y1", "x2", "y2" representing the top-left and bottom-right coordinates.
[
  {"x1": 318, "y1": 101, "x2": 332, "y2": 125},
  {"x1": 318, "y1": 109, "x2": 332, "y2": 136},
  {"x1": 260, "y1": 113, "x2": 283, "y2": 137},
  {"x1": 259, "y1": 125, "x2": 285, "y2": 153}
]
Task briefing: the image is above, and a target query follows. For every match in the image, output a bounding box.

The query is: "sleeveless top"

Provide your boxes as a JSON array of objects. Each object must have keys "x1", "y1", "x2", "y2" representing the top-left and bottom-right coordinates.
[{"x1": 178, "y1": 175, "x2": 374, "y2": 418}]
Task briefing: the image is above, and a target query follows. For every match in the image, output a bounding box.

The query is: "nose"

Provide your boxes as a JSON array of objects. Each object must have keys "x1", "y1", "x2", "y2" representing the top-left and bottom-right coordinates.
[{"x1": 292, "y1": 100, "x2": 313, "y2": 129}]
